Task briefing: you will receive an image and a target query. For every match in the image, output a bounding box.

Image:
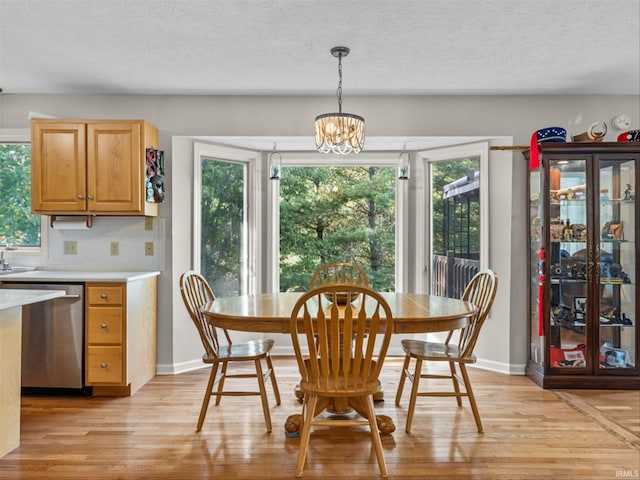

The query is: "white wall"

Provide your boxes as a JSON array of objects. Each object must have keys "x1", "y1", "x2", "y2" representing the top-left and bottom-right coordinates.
[{"x1": 1, "y1": 94, "x2": 638, "y2": 375}]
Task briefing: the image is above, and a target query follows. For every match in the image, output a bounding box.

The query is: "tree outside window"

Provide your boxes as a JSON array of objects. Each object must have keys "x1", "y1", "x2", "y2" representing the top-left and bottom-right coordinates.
[
  {"x1": 279, "y1": 166, "x2": 396, "y2": 292},
  {"x1": 0, "y1": 143, "x2": 41, "y2": 247},
  {"x1": 200, "y1": 158, "x2": 245, "y2": 297}
]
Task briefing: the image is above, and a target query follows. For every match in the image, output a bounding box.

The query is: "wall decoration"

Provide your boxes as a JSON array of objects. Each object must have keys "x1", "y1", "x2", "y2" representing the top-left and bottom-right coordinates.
[{"x1": 145, "y1": 148, "x2": 165, "y2": 203}]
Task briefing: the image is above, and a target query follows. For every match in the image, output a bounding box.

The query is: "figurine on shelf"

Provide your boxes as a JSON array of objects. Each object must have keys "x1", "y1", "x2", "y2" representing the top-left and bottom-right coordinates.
[
  {"x1": 563, "y1": 219, "x2": 573, "y2": 241},
  {"x1": 623, "y1": 184, "x2": 635, "y2": 201},
  {"x1": 601, "y1": 220, "x2": 624, "y2": 240}
]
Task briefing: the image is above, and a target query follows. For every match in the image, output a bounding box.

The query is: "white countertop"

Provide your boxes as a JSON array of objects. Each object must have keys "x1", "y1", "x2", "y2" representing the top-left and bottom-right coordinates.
[
  {"x1": 0, "y1": 270, "x2": 161, "y2": 283},
  {"x1": 0, "y1": 289, "x2": 66, "y2": 311}
]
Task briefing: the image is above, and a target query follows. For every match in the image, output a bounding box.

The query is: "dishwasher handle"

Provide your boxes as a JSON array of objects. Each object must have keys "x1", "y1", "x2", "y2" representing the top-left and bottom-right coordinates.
[{"x1": 60, "y1": 294, "x2": 82, "y2": 300}]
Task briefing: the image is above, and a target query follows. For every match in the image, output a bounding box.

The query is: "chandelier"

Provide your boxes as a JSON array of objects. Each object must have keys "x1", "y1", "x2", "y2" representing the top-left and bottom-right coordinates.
[{"x1": 315, "y1": 46, "x2": 365, "y2": 154}]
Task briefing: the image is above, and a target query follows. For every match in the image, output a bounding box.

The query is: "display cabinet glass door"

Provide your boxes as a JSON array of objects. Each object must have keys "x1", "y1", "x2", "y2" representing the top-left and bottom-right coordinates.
[
  {"x1": 528, "y1": 168, "x2": 543, "y2": 367},
  {"x1": 547, "y1": 158, "x2": 590, "y2": 370},
  {"x1": 597, "y1": 156, "x2": 635, "y2": 371}
]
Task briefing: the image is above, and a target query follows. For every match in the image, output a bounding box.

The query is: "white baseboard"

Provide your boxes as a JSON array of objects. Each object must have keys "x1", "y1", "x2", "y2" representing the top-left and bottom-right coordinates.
[
  {"x1": 473, "y1": 358, "x2": 526, "y2": 375},
  {"x1": 156, "y1": 360, "x2": 207, "y2": 375},
  {"x1": 156, "y1": 353, "x2": 526, "y2": 376}
]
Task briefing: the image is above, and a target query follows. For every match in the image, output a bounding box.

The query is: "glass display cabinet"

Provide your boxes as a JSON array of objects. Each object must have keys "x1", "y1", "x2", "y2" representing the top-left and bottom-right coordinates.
[{"x1": 527, "y1": 142, "x2": 639, "y2": 388}]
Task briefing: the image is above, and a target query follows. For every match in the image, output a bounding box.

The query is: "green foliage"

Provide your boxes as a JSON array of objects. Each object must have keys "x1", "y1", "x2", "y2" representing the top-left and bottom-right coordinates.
[
  {"x1": 200, "y1": 162, "x2": 397, "y2": 296},
  {"x1": 279, "y1": 166, "x2": 396, "y2": 292},
  {"x1": 431, "y1": 157, "x2": 480, "y2": 257},
  {"x1": 0, "y1": 144, "x2": 41, "y2": 246},
  {"x1": 200, "y1": 159, "x2": 244, "y2": 297}
]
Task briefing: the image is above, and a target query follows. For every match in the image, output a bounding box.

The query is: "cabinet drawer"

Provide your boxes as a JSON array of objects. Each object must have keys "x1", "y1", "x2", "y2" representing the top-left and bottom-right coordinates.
[
  {"x1": 87, "y1": 285, "x2": 123, "y2": 305},
  {"x1": 87, "y1": 307, "x2": 123, "y2": 344},
  {"x1": 86, "y1": 346, "x2": 123, "y2": 384}
]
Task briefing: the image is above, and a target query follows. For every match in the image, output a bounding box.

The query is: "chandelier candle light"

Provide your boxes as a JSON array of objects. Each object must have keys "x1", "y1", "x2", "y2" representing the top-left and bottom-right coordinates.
[{"x1": 315, "y1": 46, "x2": 365, "y2": 154}]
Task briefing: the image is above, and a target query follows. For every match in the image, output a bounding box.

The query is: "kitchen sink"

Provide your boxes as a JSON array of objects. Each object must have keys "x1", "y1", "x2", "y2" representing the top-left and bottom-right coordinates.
[{"x1": 0, "y1": 266, "x2": 37, "y2": 275}]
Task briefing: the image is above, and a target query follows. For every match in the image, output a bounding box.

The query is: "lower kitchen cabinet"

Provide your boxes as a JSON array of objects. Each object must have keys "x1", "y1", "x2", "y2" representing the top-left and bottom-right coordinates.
[{"x1": 85, "y1": 276, "x2": 157, "y2": 396}]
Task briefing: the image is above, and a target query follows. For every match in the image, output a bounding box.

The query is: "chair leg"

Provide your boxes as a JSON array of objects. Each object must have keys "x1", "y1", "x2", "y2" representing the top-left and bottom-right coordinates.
[
  {"x1": 296, "y1": 394, "x2": 318, "y2": 478},
  {"x1": 215, "y1": 362, "x2": 228, "y2": 406},
  {"x1": 363, "y1": 394, "x2": 388, "y2": 477},
  {"x1": 405, "y1": 358, "x2": 423, "y2": 433},
  {"x1": 395, "y1": 354, "x2": 411, "y2": 406},
  {"x1": 255, "y1": 359, "x2": 273, "y2": 433},
  {"x1": 449, "y1": 361, "x2": 463, "y2": 407},
  {"x1": 196, "y1": 363, "x2": 218, "y2": 432},
  {"x1": 459, "y1": 363, "x2": 483, "y2": 433},
  {"x1": 266, "y1": 354, "x2": 281, "y2": 405}
]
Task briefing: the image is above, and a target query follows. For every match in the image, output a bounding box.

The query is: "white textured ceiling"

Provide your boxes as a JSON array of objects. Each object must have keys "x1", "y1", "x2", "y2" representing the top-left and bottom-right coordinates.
[{"x1": 1, "y1": 0, "x2": 639, "y2": 96}]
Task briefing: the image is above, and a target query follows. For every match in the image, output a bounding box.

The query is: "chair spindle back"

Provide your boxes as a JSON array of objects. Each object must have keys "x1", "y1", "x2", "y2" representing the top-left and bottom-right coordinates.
[{"x1": 457, "y1": 269, "x2": 498, "y2": 357}]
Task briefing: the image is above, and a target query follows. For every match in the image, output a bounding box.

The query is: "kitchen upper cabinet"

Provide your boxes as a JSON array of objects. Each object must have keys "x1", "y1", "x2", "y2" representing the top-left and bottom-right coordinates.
[{"x1": 31, "y1": 119, "x2": 158, "y2": 217}]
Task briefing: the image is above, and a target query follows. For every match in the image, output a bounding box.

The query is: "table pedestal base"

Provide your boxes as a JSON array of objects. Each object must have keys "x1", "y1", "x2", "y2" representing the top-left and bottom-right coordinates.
[{"x1": 284, "y1": 395, "x2": 396, "y2": 435}]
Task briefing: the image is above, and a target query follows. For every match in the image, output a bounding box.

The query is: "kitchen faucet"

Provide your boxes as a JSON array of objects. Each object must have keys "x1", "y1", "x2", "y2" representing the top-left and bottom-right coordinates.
[{"x1": 0, "y1": 250, "x2": 10, "y2": 271}]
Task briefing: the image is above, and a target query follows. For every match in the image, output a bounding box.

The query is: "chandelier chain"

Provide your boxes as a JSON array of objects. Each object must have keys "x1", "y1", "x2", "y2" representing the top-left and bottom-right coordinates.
[{"x1": 336, "y1": 54, "x2": 343, "y2": 114}]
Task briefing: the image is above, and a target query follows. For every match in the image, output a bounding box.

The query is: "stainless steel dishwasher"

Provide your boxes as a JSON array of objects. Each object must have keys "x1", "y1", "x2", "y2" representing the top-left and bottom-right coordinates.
[{"x1": 1, "y1": 282, "x2": 87, "y2": 394}]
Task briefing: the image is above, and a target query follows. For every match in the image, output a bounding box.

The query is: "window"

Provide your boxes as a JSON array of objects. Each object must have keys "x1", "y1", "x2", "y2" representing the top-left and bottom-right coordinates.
[
  {"x1": 199, "y1": 158, "x2": 246, "y2": 297},
  {"x1": 279, "y1": 165, "x2": 396, "y2": 292},
  {"x1": 418, "y1": 142, "x2": 489, "y2": 297},
  {"x1": 193, "y1": 142, "x2": 258, "y2": 297},
  {"x1": 0, "y1": 140, "x2": 45, "y2": 252}
]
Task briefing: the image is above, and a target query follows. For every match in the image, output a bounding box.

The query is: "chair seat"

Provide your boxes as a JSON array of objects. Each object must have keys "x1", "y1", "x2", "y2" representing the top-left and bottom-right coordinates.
[
  {"x1": 299, "y1": 358, "x2": 382, "y2": 396},
  {"x1": 400, "y1": 338, "x2": 476, "y2": 364},
  {"x1": 299, "y1": 377, "x2": 382, "y2": 397},
  {"x1": 203, "y1": 338, "x2": 275, "y2": 363}
]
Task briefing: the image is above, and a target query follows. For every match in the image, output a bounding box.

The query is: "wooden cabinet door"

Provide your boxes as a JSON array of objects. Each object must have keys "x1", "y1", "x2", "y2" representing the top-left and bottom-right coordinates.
[
  {"x1": 31, "y1": 121, "x2": 86, "y2": 213},
  {"x1": 86, "y1": 121, "x2": 143, "y2": 214}
]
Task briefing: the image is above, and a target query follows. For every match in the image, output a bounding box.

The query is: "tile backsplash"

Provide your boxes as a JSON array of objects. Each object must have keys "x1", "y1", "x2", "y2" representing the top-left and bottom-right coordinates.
[{"x1": 10, "y1": 216, "x2": 165, "y2": 271}]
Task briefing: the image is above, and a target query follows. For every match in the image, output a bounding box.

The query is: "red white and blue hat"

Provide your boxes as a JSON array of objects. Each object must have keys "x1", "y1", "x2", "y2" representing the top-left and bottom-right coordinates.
[
  {"x1": 529, "y1": 127, "x2": 567, "y2": 170},
  {"x1": 536, "y1": 127, "x2": 567, "y2": 143}
]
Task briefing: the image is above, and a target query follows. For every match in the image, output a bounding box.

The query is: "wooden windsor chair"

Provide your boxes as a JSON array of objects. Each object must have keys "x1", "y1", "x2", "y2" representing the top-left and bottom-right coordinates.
[
  {"x1": 309, "y1": 261, "x2": 369, "y2": 289},
  {"x1": 179, "y1": 271, "x2": 281, "y2": 433},
  {"x1": 395, "y1": 269, "x2": 498, "y2": 433},
  {"x1": 290, "y1": 284, "x2": 394, "y2": 478}
]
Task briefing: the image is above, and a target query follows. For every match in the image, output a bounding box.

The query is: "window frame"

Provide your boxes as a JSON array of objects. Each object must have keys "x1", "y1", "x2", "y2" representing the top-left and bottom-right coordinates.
[
  {"x1": 193, "y1": 142, "x2": 261, "y2": 295},
  {"x1": 266, "y1": 151, "x2": 409, "y2": 293},
  {"x1": 415, "y1": 141, "x2": 490, "y2": 294},
  {"x1": 0, "y1": 129, "x2": 48, "y2": 258}
]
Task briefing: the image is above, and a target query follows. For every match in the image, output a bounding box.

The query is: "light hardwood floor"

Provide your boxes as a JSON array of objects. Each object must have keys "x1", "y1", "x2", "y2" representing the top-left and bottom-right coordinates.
[{"x1": 1, "y1": 357, "x2": 638, "y2": 480}]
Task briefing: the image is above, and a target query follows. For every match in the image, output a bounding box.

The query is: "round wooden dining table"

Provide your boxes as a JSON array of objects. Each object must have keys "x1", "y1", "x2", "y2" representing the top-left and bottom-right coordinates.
[
  {"x1": 204, "y1": 292, "x2": 476, "y2": 334},
  {"x1": 203, "y1": 291, "x2": 477, "y2": 434}
]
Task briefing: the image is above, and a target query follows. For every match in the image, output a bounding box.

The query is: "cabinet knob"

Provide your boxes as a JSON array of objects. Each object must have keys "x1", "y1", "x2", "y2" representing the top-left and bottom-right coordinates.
[
  {"x1": 101, "y1": 293, "x2": 107, "y2": 299},
  {"x1": 87, "y1": 195, "x2": 94, "y2": 200},
  {"x1": 77, "y1": 194, "x2": 84, "y2": 200},
  {"x1": 100, "y1": 362, "x2": 107, "y2": 368},
  {"x1": 100, "y1": 323, "x2": 107, "y2": 329}
]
